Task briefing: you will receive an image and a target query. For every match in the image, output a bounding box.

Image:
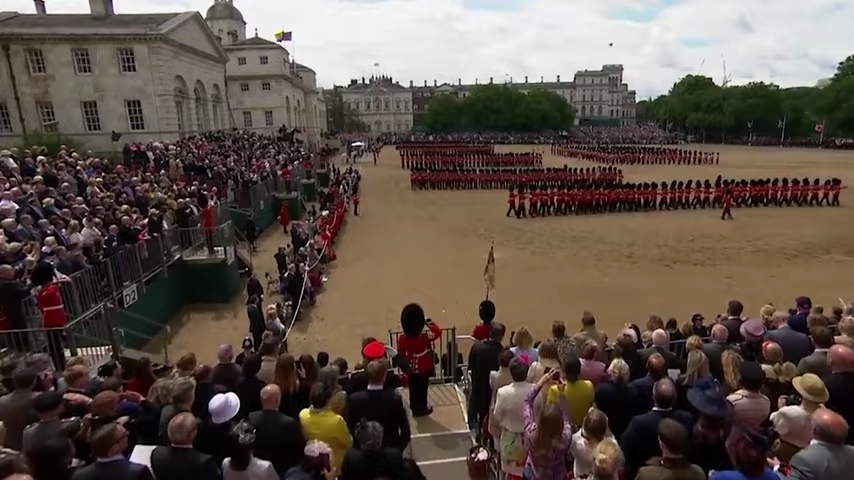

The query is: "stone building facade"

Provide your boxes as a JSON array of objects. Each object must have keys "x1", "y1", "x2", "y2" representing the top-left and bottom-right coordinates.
[{"x1": 336, "y1": 76, "x2": 414, "y2": 133}]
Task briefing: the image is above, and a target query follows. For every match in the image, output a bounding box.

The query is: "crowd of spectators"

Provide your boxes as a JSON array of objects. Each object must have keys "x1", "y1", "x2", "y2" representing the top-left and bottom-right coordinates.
[{"x1": 466, "y1": 297, "x2": 854, "y2": 479}]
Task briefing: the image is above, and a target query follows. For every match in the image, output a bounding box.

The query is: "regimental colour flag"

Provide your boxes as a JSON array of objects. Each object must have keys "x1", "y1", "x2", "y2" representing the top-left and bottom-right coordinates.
[
  {"x1": 815, "y1": 122, "x2": 824, "y2": 133},
  {"x1": 483, "y1": 242, "x2": 496, "y2": 292},
  {"x1": 275, "y1": 31, "x2": 292, "y2": 43},
  {"x1": 778, "y1": 118, "x2": 785, "y2": 129}
]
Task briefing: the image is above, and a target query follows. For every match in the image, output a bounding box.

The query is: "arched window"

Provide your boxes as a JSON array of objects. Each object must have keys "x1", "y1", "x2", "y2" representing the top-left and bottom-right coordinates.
[
  {"x1": 373, "y1": 96, "x2": 380, "y2": 109},
  {"x1": 395, "y1": 98, "x2": 401, "y2": 110},
  {"x1": 384, "y1": 98, "x2": 390, "y2": 111}
]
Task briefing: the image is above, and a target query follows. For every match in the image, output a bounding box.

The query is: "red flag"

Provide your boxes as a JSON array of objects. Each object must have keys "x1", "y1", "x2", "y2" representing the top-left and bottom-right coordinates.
[{"x1": 815, "y1": 122, "x2": 824, "y2": 133}]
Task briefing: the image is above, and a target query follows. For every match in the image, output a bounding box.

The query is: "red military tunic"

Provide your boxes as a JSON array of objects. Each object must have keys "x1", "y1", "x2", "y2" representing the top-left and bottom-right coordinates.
[
  {"x1": 397, "y1": 320, "x2": 442, "y2": 375},
  {"x1": 37, "y1": 282, "x2": 67, "y2": 329}
]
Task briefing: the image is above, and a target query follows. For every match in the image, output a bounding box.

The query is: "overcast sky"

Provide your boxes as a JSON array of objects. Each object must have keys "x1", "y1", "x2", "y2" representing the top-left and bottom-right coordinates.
[{"x1": 6, "y1": 0, "x2": 852, "y2": 98}]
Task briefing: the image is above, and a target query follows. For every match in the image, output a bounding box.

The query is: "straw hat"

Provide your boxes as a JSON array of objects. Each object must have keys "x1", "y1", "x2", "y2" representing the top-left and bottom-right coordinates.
[{"x1": 792, "y1": 373, "x2": 829, "y2": 404}]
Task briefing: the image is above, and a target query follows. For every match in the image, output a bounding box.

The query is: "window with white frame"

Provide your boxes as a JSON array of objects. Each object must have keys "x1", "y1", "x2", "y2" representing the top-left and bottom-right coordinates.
[
  {"x1": 0, "y1": 103, "x2": 13, "y2": 133},
  {"x1": 240, "y1": 83, "x2": 249, "y2": 92},
  {"x1": 243, "y1": 111, "x2": 252, "y2": 128},
  {"x1": 117, "y1": 48, "x2": 137, "y2": 73},
  {"x1": 36, "y1": 102, "x2": 57, "y2": 132},
  {"x1": 26, "y1": 49, "x2": 46, "y2": 74},
  {"x1": 237, "y1": 57, "x2": 247, "y2": 65},
  {"x1": 124, "y1": 99, "x2": 146, "y2": 131},
  {"x1": 81, "y1": 101, "x2": 101, "y2": 132},
  {"x1": 395, "y1": 98, "x2": 401, "y2": 111},
  {"x1": 262, "y1": 82, "x2": 271, "y2": 91},
  {"x1": 265, "y1": 110, "x2": 274, "y2": 126},
  {"x1": 72, "y1": 48, "x2": 92, "y2": 74},
  {"x1": 260, "y1": 56, "x2": 268, "y2": 65},
  {"x1": 404, "y1": 99, "x2": 410, "y2": 111}
]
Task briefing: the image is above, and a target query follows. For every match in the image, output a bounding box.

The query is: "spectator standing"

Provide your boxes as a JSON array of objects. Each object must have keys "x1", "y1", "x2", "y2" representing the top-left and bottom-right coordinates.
[
  {"x1": 767, "y1": 311, "x2": 813, "y2": 365},
  {"x1": 275, "y1": 354, "x2": 309, "y2": 420},
  {"x1": 22, "y1": 391, "x2": 82, "y2": 457},
  {"x1": 526, "y1": 339, "x2": 560, "y2": 383},
  {"x1": 834, "y1": 316, "x2": 854, "y2": 351},
  {"x1": 246, "y1": 298, "x2": 266, "y2": 357},
  {"x1": 686, "y1": 379, "x2": 733, "y2": 473},
  {"x1": 489, "y1": 358, "x2": 533, "y2": 479},
  {"x1": 788, "y1": 296, "x2": 812, "y2": 334},
  {"x1": 721, "y1": 300, "x2": 746, "y2": 344},
  {"x1": 774, "y1": 408, "x2": 854, "y2": 478},
  {"x1": 299, "y1": 383, "x2": 352, "y2": 473},
  {"x1": 702, "y1": 324, "x2": 730, "y2": 383},
  {"x1": 522, "y1": 371, "x2": 573, "y2": 480},
  {"x1": 151, "y1": 412, "x2": 221, "y2": 480},
  {"x1": 212, "y1": 345, "x2": 242, "y2": 391},
  {"x1": 247, "y1": 385, "x2": 305, "y2": 477},
  {"x1": 234, "y1": 354, "x2": 265, "y2": 420},
  {"x1": 797, "y1": 326, "x2": 833, "y2": 377},
  {"x1": 509, "y1": 327, "x2": 538, "y2": 365},
  {"x1": 0, "y1": 264, "x2": 31, "y2": 349},
  {"x1": 613, "y1": 331, "x2": 644, "y2": 381},
  {"x1": 489, "y1": 349, "x2": 514, "y2": 411},
  {"x1": 158, "y1": 377, "x2": 195, "y2": 445},
  {"x1": 346, "y1": 360, "x2": 410, "y2": 451},
  {"x1": 759, "y1": 342, "x2": 797, "y2": 405},
  {"x1": 569, "y1": 408, "x2": 614, "y2": 479},
  {"x1": 70, "y1": 422, "x2": 152, "y2": 480},
  {"x1": 317, "y1": 367, "x2": 346, "y2": 417},
  {"x1": 125, "y1": 357, "x2": 156, "y2": 398},
  {"x1": 710, "y1": 428, "x2": 778, "y2": 480},
  {"x1": 594, "y1": 358, "x2": 635, "y2": 439},
  {"x1": 549, "y1": 353, "x2": 594, "y2": 428},
  {"x1": 200, "y1": 392, "x2": 241, "y2": 462},
  {"x1": 634, "y1": 418, "x2": 705, "y2": 480},
  {"x1": 25, "y1": 436, "x2": 75, "y2": 480},
  {"x1": 339, "y1": 421, "x2": 404, "y2": 480},
  {"x1": 641, "y1": 329, "x2": 679, "y2": 371},
  {"x1": 256, "y1": 337, "x2": 279, "y2": 385},
  {"x1": 823, "y1": 345, "x2": 854, "y2": 444},
  {"x1": 577, "y1": 311, "x2": 608, "y2": 355},
  {"x1": 222, "y1": 421, "x2": 278, "y2": 480},
  {"x1": 727, "y1": 362, "x2": 771, "y2": 430},
  {"x1": 0, "y1": 369, "x2": 38, "y2": 451},
  {"x1": 628, "y1": 354, "x2": 667, "y2": 414},
  {"x1": 579, "y1": 341, "x2": 608, "y2": 385},
  {"x1": 621, "y1": 379, "x2": 694, "y2": 479}
]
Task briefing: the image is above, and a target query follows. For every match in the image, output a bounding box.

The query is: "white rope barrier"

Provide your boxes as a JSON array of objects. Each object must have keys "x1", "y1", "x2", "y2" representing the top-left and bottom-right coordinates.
[{"x1": 282, "y1": 207, "x2": 340, "y2": 342}]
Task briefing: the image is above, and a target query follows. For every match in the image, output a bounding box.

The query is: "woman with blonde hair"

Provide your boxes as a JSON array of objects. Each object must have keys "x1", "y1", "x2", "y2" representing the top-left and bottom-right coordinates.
[
  {"x1": 834, "y1": 316, "x2": 854, "y2": 350},
  {"x1": 721, "y1": 349, "x2": 743, "y2": 395},
  {"x1": 591, "y1": 438, "x2": 623, "y2": 480},
  {"x1": 523, "y1": 371, "x2": 573, "y2": 479},
  {"x1": 174, "y1": 352, "x2": 197, "y2": 378},
  {"x1": 677, "y1": 350, "x2": 711, "y2": 411},
  {"x1": 569, "y1": 408, "x2": 614, "y2": 479},
  {"x1": 760, "y1": 304, "x2": 776, "y2": 326},
  {"x1": 646, "y1": 315, "x2": 664, "y2": 334},
  {"x1": 318, "y1": 366, "x2": 347, "y2": 417},
  {"x1": 594, "y1": 358, "x2": 634, "y2": 439},
  {"x1": 510, "y1": 327, "x2": 538, "y2": 364}
]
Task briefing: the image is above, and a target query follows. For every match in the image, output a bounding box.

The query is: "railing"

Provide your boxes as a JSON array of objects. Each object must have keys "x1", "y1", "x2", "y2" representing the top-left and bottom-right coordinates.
[{"x1": 387, "y1": 327, "x2": 460, "y2": 385}]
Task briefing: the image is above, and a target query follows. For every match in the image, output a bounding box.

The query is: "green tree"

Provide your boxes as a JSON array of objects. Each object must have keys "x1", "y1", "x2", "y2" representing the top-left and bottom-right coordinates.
[
  {"x1": 423, "y1": 84, "x2": 575, "y2": 132},
  {"x1": 325, "y1": 86, "x2": 369, "y2": 133}
]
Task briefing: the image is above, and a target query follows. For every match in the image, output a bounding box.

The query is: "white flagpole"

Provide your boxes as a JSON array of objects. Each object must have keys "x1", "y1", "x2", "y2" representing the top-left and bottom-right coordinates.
[
  {"x1": 779, "y1": 115, "x2": 786, "y2": 146},
  {"x1": 819, "y1": 119, "x2": 825, "y2": 144}
]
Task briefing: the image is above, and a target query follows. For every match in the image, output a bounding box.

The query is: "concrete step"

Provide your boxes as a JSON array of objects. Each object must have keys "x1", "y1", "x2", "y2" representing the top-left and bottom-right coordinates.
[
  {"x1": 410, "y1": 431, "x2": 473, "y2": 463},
  {"x1": 418, "y1": 458, "x2": 474, "y2": 480}
]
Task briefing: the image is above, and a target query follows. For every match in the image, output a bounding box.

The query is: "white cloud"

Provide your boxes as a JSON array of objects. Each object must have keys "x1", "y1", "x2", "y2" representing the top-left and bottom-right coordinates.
[{"x1": 4, "y1": 0, "x2": 852, "y2": 97}]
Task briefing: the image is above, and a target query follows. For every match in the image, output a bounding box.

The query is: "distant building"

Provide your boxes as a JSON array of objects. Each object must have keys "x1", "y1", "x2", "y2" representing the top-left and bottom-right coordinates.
[
  {"x1": 0, "y1": 0, "x2": 325, "y2": 151},
  {"x1": 205, "y1": 0, "x2": 326, "y2": 142},
  {"x1": 0, "y1": 0, "x2": 230, "y2": 150},
  {"x1": 406, "y1": 64, "x2": 637, "y2": 127},
  {"x1": 815, "y1": 78, "x2": 832, "y2": 89},
  {"x1": 333, "y1": 76, "x2": 414, "y2": 133}
]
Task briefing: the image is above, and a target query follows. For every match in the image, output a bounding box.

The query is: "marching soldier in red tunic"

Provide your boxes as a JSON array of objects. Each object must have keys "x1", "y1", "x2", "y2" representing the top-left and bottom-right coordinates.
[{"x1": 397, "y1": 303, "x2": 441, "y2": 416}]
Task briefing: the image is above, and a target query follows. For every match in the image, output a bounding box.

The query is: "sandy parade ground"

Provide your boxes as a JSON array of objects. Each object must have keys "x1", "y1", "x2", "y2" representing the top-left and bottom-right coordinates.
[{"x1": 158, "y1": 144, "x2": 854, "y2": 364}]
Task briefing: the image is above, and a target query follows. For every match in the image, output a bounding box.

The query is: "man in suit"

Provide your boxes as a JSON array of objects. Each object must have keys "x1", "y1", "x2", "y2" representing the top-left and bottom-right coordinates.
[
  {"x1": 347, "y1": 359, "x2": 411, "y2": 451},
  {"x1": 798, "y1": 326, "x2": 833, "y2": 377},
  {"x1": 0, "y1": 368, "x2": 38, "y2": 451},
  {"x1": 247, "y1": 384, "x2": 306, "y2": 476},
  {"x1": 621, "y1": 378, "x2": 695, "y2": 480},
  {"x1": 778, "y1": 408, "x2": 854, "y2": 479},
  {"x1": 788, "y1": 296, "x2": 813, "y2": 335},
  {"x1": 702, "y1": 324, "x2": 730, "y2": 382},
  {"x1": 720, "y1": 299, "x2": 745, "y2": 344},
  {"x1": 640, "y1": 329, "x2": 680, "y2": 371},
  {"x1": 823, "y1": 345, "x2": 854, "y2": 444},
  {"x1": 628, "y1": 353, "x2": 668, "y2": 415},
  {"x1": 211, "y1": 344, "x2": 242, "y2": 390},
  {"x1": 150, "y1": 412, "x2": 221, "y2": 480},
  {"x1": 468, "y1": 322, "x2": 505, "y2": 435},
  {"x1": 767, "y1": 311, "x2": 813, "y2": 365},
  {"x1": 71, "y1": 423, "x2": 153, "y2": 480}
]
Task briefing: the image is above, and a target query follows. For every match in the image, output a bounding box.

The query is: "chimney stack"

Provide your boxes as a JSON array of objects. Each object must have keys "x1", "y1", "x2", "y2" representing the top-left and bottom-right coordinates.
[
  {"x1": 524, "y1": 76, "x2": 528, "y2": 83},
  {"x1": 89, "y1": 0, "x2": 114, "y2": 16},
  {"x1": 458, "y1": 78, "x2": 461, "y2": 85},
  {"x1": 424, "y1": 80, "x2": 427, "y2": 87},
  {"x1": 540, "y1": 76, "x2": 543, "y2": 82},
  {"x1": 409, "y1": 80, "x2": 413, "y2": 87},
  {"x1": 557, "y1": 75, "x2": 561, "y2": 82},
  {"x1": 34, "y1": 0, "x2": 46, "y2": 14},
  {"x1": 475, "y1": 78, "x2": 478, "y2": 85},
  {"x1": 434, "y1": 79, "x2": 437, "y2": 86},
  {"x1": 489, "y1": 77, "x2": 493, "y2": 84}
]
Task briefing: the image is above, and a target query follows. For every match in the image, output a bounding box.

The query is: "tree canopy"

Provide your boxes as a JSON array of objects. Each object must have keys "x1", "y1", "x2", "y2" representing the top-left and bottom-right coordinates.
[
  {"x1": 326, "y1": 87, "x2": 369, "y2": 133},
  {"x1": 422, "y1": 84, "x2": 576, "y2": 132},
  {"x1": 636, "y1": 54, "x2": 854, "y2": 140}
]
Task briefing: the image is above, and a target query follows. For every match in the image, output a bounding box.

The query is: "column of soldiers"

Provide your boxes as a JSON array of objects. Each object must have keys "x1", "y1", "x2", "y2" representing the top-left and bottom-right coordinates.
[
  {"x1": 553, "y1": 144, "x2": 720, "y2": 166},
  {"x1": 505, "y1": 177, "x2": 845, "y2": 218}
]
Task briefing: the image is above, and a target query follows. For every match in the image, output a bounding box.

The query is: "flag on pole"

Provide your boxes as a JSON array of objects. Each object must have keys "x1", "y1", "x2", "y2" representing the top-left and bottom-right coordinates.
[
  {"x1": 483, "y1": 242, "x2": 496, "y2": 295},
  {"x1": 815, "y1": 122, "x2": 824, "y2": 133},
  {"x1": 275, "y1": 31, "x2": 292, "y2": 43},
  {"x1": 747, "y1": 120, "x2": 753, "y2": 129},
  {"x1": 373, "y1": 62, "x2": 380, "y2": 67},
  {"x1": 778, "y1": 118, "x2": 785, "y2": 128}
]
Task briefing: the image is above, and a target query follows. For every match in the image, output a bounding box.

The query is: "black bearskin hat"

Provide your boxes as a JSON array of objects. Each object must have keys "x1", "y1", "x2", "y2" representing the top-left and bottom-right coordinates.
[
  {"x1": 479, "y1": 300, "x2": 495, "y2": 323},
  {"x1": 30, "y1": 261, "x2": 57, "y2": 288},
  {"x1": 401, "y1": 303, "x2": 426, "y2": 336}
]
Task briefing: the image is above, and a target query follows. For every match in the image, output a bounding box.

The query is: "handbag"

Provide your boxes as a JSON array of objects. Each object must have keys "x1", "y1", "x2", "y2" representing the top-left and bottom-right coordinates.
[{"x1": 467, "y1": 445, "x2": 493, "y2": 479}]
